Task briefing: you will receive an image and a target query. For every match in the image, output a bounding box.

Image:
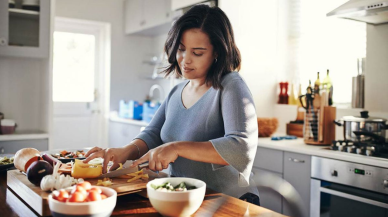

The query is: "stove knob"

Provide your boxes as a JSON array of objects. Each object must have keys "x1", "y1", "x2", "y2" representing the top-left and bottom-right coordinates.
[
  {"x1": 331, "y1": 170, "x2": 338, "y2": 177},
  {"x1": 383, "y1": 180, "x2": 388, "y2": 188}
]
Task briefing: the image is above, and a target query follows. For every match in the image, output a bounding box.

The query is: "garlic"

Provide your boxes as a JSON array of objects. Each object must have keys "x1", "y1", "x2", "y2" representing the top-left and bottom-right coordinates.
[
  {"x1": 40, "y1": 162, "x2": 83, "y2": 191},
  {"x1": 40, "y1": 175, "x2": 55, "y2": 191}
]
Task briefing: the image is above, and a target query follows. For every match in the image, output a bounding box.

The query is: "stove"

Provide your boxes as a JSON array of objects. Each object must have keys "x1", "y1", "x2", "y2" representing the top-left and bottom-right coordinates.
[{"x1": 323, "y1": 138, "x2": 388, "y2": 159}]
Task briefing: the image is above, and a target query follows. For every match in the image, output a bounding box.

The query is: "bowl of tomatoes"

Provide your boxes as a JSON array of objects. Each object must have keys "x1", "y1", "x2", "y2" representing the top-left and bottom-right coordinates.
[{"x1": 48, "y1": 181, "x2": 117, "y2": 217}]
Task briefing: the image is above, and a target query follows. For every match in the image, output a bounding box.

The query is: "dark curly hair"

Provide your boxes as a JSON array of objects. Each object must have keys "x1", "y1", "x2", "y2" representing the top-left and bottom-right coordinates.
[{"x1": 162, "y1": 4, "x2": 241, "y2": 89}]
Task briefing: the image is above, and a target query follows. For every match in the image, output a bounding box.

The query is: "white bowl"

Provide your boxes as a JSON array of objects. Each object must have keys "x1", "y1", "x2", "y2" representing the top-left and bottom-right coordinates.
[
  {"x1": 147, "y1": 177, "x2": 206, "y2": 217},
  {"x1": 48, "y1": 186, "x2": 117, "y2": 217}
]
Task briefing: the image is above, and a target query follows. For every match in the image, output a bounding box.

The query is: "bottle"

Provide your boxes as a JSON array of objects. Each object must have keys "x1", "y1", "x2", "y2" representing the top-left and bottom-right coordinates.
[
  {"x1": 322, "y1": 69, "x2": 333, "y2": 106},
  {"x1": 289, "y1": 83, "x2": 297, "y2": 105},
  {"x1": 307, "y1": 80, "x2": 313, "y2": 94},
  {"x1": 297, "y1": 84, "x2": 303, "y2": 107},
  {"x1": 314, "y1": 72, "x2": 320, "y2": 94}
]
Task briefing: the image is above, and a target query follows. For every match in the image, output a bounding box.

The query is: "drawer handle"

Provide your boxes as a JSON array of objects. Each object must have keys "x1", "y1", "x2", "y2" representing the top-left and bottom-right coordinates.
[{"x1": 289, "y1": 158, "x2": 305, "y2": 163}]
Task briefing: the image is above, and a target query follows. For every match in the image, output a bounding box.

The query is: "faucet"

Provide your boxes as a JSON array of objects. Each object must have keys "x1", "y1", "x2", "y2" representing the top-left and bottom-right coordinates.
[{"x1": 149, "y1": 84, "x2": 164, "y2": 102}]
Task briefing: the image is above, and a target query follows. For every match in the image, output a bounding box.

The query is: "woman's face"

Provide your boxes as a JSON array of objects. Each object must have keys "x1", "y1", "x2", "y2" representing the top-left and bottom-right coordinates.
[{"x1": 176, "y1": 28, "x2": 216, "y2": 81}]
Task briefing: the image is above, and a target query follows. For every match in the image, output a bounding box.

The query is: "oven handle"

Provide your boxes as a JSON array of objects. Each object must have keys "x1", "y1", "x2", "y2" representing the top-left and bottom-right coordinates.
[{"x1": 321, "y1": 186, "x2": 388, "y2": 209}]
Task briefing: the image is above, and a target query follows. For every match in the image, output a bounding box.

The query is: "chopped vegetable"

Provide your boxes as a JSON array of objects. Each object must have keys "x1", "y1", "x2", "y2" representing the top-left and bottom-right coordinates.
[
  {"x1": 97, "y1": 178, "x2": 113, "y2": 187},
  {"x1": 0, "y1": 156, "x2": 14, "y2": 165},
  {"x1": 151, "y1": 182, "x2": 196, "y2": 192},
  {"x1": 71, "y1": 159, "x2": 102, "y2": 179}
]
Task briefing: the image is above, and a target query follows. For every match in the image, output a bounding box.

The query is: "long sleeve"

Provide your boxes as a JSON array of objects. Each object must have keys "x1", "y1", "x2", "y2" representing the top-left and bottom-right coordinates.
[
  {"x1": 134, "y1": 100, "x2": 166, "y2": 150},
  {"x1": 209, "y1": 78, "x2": 258, "y2": 187}
]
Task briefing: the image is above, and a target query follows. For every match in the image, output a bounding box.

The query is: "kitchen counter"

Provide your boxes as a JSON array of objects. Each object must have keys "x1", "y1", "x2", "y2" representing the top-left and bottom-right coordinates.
[
  {"x1": 258, "y1": 137, "x2": 388, "y2": 168},
  {"x1": 0, "y1": 170, "x2": 286, "y2": 217}
]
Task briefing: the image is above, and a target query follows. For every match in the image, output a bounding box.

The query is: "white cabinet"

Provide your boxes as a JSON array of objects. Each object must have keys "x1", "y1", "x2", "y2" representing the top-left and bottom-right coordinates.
[
  {"x1": 283, "y1": 152, "x2": 311, "y2": 217},
  {"x1": 171, "y1": 0, "x2": 205, "y2": 10},
  {"x1": 124, "y1": 0, "x2": 176, "y2": 36},
  {"x1": 253, "y1": 147, "x2": 312, "y2": 216},
  {"x1": 109, "y1": 121, "x2": 143, "y2": 148},
  {"x1": 252, "y1": 167, "x2": 283, "y2": 214},
  {"x1": 0, "y1": 0, "x2": 51, "y2": 58}
]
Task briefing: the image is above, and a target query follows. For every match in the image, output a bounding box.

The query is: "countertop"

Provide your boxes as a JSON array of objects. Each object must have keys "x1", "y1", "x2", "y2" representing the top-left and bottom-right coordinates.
[
  {"x1": 0, "y1": 170, "x2": 287, "y2": 217},
  {"x1": 258, "y1": 137, "x2": 388, "y2": 168}
]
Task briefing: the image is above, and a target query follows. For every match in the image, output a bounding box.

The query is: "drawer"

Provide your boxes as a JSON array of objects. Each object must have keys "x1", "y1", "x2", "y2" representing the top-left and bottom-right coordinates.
[{"x1": 253, "y1": 147, "x2": 283, "y2": 173}]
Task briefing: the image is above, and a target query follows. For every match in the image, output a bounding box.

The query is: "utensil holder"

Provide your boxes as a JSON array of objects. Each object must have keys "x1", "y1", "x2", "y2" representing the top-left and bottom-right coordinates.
[{"x1": 304, "y1": 106, "x2": 336, "y2": 145}]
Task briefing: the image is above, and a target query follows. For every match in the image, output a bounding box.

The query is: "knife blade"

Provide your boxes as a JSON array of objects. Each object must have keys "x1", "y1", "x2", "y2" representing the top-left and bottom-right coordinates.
[{"x1": 97, "y1": 162, "x2": 149, "y2": 178}]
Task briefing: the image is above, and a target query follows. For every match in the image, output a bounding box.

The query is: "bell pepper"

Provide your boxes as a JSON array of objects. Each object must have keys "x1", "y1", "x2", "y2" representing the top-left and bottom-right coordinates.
[{"x1": 71, "y1": 159, "x2": 102, "y2": 179}]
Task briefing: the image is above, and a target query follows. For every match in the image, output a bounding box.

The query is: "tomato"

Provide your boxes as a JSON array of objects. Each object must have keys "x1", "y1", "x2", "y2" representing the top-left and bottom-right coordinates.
[
  {"x1": 89, "y1": 186, "x2": 102, "y2": 194},
  {"x1": 101, "y1": 194, "x2": 107, "y2": 200},
  {"x1": 86, "y1": 190, "x2": 102, "y2": 202},
  {"x1": 52, "y1": 190, "x2": 69, "y2": 202},
  {"x1": 67, "y1": 191, "x2": 85, "y2": 203},
  {"x1": 77, "y1": 181, "x2": 92, "y2": 191},
  {"x1": 71, "y1": 185, "x2": 87, "y2": 197}
]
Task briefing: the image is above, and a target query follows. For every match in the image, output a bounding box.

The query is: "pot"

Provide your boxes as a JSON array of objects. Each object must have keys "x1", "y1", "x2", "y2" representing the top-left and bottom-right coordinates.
[{"x1": 334, "y1": 111, "x2": 388, "y2": 142}]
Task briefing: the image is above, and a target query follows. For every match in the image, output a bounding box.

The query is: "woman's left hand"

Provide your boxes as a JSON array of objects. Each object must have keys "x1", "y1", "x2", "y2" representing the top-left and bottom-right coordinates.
[{"x1": 132, "y1": 142, "x2": 179, "y2": 171}]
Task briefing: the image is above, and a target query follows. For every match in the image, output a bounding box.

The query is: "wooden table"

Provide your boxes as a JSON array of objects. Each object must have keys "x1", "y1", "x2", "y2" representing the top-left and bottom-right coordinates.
[{"x1": 0, "y1": 170, "x2": 287, "y2": 217}]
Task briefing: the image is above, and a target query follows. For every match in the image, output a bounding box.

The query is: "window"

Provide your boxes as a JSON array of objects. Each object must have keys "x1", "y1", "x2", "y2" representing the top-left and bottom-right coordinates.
[
  {"x1": 281, "y1": 0, "x2": 366, "y2": 105},
  {"x1": 53, "y1": 32, "x2": 96, "y2": 102}
]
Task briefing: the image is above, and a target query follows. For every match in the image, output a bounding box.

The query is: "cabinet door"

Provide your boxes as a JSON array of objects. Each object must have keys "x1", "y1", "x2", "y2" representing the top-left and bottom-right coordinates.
[
  {"x1": 252, "y1": 167, "x2": 283, "y2": 214},
  {"x1": 0, "y1": 0, "x2": 9, "y2": 47},
  {"x1": 0, "y1": 139, "x2": 48, "y2": 153},
  {"x1": 0, "y1": 0, "x2": 50, "y2": 58},
  {"x1": 109, "y1": 121, "x2": 143, "y2": 148},
  {"x1": 124, "y1": 0, "x2": 144, "y2": 34},
  {"x1": 253, "y1": 147, "x2": 283, "y2": 173},
  {"x1": 144, "y1": 0, "x2": 170, "y2": 28},
  {"x1": 171, "y1": 0, "x2": 205, "y2": 10},
  {"x1": 283, "y1": 152, "x2": 311, "y2": 217}
]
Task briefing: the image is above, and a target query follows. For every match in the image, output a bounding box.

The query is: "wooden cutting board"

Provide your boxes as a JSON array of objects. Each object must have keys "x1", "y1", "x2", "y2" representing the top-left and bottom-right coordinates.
[{"x1": 7, "y1": 169, "x2": 161, "y2": 216}]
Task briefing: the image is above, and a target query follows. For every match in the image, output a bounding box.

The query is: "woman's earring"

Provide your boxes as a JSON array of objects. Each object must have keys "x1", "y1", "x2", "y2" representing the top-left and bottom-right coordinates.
[{"x1": 215, "y1": 58, "x2": 217, "y2": 63}]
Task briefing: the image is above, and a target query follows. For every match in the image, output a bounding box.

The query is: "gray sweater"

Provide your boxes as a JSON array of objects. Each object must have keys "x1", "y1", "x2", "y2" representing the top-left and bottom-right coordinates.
[{"x1": 135, "y1": 72, "x2": 259, "y2": 198}]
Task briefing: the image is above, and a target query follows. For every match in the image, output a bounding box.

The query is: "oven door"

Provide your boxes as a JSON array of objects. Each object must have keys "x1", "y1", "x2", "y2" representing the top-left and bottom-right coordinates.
[{"x1": 311, "y1": 179, "x2": 388, "y2": 217}]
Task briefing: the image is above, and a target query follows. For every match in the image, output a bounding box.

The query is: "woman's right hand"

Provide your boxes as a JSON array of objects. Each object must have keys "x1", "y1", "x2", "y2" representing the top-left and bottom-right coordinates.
[{"x1": 83, "y1": 146, "x2": 131, "y2": 174}]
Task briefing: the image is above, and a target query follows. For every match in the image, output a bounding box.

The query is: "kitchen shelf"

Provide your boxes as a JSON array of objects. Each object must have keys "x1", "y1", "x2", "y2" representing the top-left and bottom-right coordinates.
[
  {"x1": 0, "y1": 132, "x2": 49, "y2": 141},
  {"x1": 9, "y1": 8, "x2": 39, "y2": 19}
]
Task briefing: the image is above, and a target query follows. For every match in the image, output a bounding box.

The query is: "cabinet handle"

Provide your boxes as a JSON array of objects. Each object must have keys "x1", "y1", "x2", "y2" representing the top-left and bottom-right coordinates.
[
  {"x1": 0, "y1": 38, "x2": 7, "y2": 46},
  {"x1": 289, "y1": 158, "x2": 305, "y2": 163}
]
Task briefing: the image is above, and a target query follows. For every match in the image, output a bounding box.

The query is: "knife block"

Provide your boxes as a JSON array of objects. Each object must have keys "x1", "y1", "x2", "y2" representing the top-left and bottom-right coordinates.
[{"x1": 304, "y1": 106, "x2": 336, "y2": 145}]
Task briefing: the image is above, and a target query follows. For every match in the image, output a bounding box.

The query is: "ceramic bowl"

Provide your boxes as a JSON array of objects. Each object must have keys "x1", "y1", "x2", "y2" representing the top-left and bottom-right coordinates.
[
  {"x1": 48, "y1": 186, "x2": 117, "y2": 217},
  {"x1": 147, "y1": 177, "x2": 206, "y2": 217}
]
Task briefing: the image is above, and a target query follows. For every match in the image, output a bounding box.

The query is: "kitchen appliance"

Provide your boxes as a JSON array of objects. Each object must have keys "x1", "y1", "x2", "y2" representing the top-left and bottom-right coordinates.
[
  {"x1": 327, "y1": 0, "x2": 388, "y2": 25},
  {"x1": 311, "y1": 156, "x2": 388, "y2": 217},
  {"x1": 334, "y1": 110, "x2": 387, "y2": 142},
  {"x1": 22, "y1": 0, "x2": 40, "y2": 11},
  {"x1": 9, "y1": 0, "x2": 15, "y2": 8}
]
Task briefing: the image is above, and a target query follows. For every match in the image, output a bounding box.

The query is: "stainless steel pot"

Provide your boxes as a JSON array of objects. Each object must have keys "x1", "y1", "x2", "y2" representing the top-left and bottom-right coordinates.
[{"x1": 334, "y1": 111, "x2": 388, "y2": 142}]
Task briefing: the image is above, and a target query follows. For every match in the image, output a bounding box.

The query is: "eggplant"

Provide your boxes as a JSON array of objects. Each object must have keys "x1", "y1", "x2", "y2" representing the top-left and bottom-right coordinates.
[
  {"x1": 27, "y1": 160, "x2": 53, "y2": 186},
  {"x1": 42, "y1": 153, "x2": 60, "y2": 167}
]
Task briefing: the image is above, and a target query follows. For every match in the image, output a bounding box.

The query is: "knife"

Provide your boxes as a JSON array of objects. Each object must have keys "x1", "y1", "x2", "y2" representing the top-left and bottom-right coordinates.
[{"x1": 98, "y1": 162, "x2": 149, "y2": 178}]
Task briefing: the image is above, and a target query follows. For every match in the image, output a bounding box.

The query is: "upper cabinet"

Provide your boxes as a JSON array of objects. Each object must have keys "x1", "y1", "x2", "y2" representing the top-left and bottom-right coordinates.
[
  {"x1": 0, "y1": 0, "x2": 51, "y2": 58},
  {"x1": 171, "y1": 0, "x2": 204, "y2": 11},
  {"x1": 124, "y1": 0, "x2": 179, "y2": 36}
]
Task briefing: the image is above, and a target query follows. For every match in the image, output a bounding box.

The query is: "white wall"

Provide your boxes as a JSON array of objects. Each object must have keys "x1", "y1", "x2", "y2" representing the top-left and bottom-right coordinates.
[
  {"x1": 219, "y1": 0, "x2": 282, "y2": 118},
  {"x1": 55, "y1": 0, "x2": 165, "y2": 111}
]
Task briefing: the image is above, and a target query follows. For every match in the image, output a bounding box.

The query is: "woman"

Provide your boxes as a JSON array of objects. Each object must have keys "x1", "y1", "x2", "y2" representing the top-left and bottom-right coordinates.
[{"x1": 84, "y1": 4, "x2": 259, "y2": 205}]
